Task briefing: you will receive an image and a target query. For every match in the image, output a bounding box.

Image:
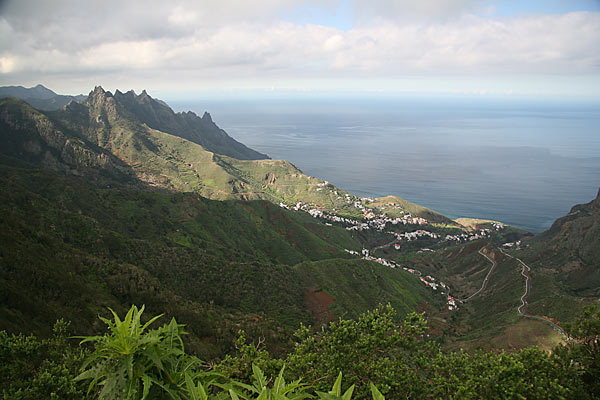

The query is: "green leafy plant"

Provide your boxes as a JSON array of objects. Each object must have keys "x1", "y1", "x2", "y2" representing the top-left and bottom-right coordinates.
[
  {"x1": 75, "y1": 305, "x2": 202, "y2": 399},
  {"x1": 369, "y1": 383, "x2": 385, "y2": 400},
  {"x1": 316, "y1": 372, "x2": 355, "y2": 400},
  {"x1": 287, "y1": 304, "x2": 425, "y2": 398},
  {"x1": 224, "y1": 364, "x2": 311, "y2": 400},
  {"x1": 562, "y1": 304, "x2": 600, "y2": 397}
]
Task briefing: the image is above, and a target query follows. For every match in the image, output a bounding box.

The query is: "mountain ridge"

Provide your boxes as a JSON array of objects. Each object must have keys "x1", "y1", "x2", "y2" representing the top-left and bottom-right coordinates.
[
  {"x1": 95, "y1": 85, "x2": 270, "y2": 160},
  {"x1": 1, "y1": 88, "x2": 451, "y2": 224},
  {"x1": 0, "y1": 84, "x2": 86, "y2": 111}
]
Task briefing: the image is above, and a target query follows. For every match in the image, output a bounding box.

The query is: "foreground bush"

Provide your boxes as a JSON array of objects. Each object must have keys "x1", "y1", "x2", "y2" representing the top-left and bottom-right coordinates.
[
  {"x1": 75, "y1": 305, "x2": 387, "y2": 399},
  {"x1": 3, "y1": 304, "x2": 598, "y2": 399},
  {"x1": 0, "y1": 320, "x2": 85, "y2": 399}
]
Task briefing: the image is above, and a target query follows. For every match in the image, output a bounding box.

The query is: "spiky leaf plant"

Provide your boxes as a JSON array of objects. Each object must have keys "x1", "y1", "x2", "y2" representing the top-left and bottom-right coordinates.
[{"x1": 75, "y1": 305, "x2": 203, "y2": 399}]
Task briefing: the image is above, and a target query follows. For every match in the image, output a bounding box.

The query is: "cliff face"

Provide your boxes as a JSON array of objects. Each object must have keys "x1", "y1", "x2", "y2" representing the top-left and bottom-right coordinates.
[
  {"x1": 0, "y1": 97, "x2": 132, "y2": 179},
  {"x1": 529, "y1": 189, "x2": 600, "y2": 296},
  {"x1": 0, "y1": 87, "x2": 340, "y2": 209},
  {"x1": 110, "y1": 88, "x2": 269, "y2": 160},
  {"x1": 1, "y1": 84, "x2": 269, "y2": 160}
]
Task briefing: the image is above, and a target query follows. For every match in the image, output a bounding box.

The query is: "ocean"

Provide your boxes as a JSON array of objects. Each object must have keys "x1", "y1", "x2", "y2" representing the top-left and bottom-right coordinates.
[{"x1": 169, "y1": 94, "x2": 600, "y2": 233}]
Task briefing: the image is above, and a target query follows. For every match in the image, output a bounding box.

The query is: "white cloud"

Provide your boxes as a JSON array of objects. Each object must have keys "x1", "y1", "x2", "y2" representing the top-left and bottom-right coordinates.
[
  {"x1": 149, "y1": 12, "x2": 599, "y2": 76},
  {"x1": 0, "y1": 57, "x2": 16, "y2": 73},
  {"x1": 80, "y1": 41, "x2": 162, "y2": 70},
  {"x1": 0, "y1": 0, "x2": 598, "y2": 96}
]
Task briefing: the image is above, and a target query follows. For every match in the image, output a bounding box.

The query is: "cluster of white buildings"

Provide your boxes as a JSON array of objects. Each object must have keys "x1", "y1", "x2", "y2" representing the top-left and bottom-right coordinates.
[
  {"x1": 284, "y1": 201, "x2": 430, "y2": 233},
  {"x1": 447, "y1": 295, "x2": 458, "y2": 311},
  {"x1": 393, "y1": 229, "x2": 439, "y2": 241},
  {"x1": 279, "y1": 189, "x2": 519, "y2": 314},
  {"x1": 279, "y1": 193, "x2": 432, "y2": 234},
  {"x1": 444, "y1": 228, "x2": 496, "y2": 243},
  {"x1": 345, "y1": 213, "x2": 428, "y2": 232},
  {"x1": 344, "y1": 249, "x2": 459, "y2": 312},
  {"x1": 402, "y1": 268, "x2": 458, "y2": 311},
  {"x1": 349, "y1": 248, "x2": 401, "y2": 268}
]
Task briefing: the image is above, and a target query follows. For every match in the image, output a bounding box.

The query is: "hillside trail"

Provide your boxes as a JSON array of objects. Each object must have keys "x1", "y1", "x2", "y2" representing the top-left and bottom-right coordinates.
[
  {"x1": 456, "y1": 247, "x2": 497, "y2": 303},
  {"x1": 497, "y1": 248, "x2": 567, "y2": 337}
]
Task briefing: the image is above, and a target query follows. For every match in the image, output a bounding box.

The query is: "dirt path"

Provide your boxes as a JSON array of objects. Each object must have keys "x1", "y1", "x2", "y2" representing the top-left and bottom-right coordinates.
[
  {"x1": 457, "y1": 247, "x2": 497, "y2": 303},
  {"x1": 498, "y1": 248, "x2": 567, "y2": 337}
]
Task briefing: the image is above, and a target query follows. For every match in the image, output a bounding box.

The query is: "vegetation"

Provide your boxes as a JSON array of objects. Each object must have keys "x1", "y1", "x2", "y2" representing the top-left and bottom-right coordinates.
[
  {"x1": 0, "y1": 159, "x2": 437, "y2": 358},
  {"x1": 0, "y1": 320, "x2": 86, "y2": 399},
  {"x1": 2, "y1": 304, "x2": 598, "y2": 399},
  {"x1": 1, "y1": 86, "x2": 599, "y2": 399}
]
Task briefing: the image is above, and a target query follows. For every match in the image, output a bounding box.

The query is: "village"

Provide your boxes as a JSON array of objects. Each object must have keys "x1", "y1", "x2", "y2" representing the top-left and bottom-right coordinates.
[
  {"x1": 444, "y1": 222, "x2": 505, "y2": 243},
  {"x1": 280, "y1": 195, "x2": 511, "y2": 313},
  {"x1": 280, "y1": 198, "x2": 428, "y2": 233},
  {"x1": 280, "y1": 195, "x2": 505, "y2": 247},
  {"x1": 345, "y1": 248, "x2": 459, "y2": 311}
]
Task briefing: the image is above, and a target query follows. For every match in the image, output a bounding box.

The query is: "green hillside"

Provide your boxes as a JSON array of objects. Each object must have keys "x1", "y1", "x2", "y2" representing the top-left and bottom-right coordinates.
[
  {"x1": 370, "y1": 195, "x2": 456, "y2": 225},
  {"x1": 2, "y1": 85, "x2": 598, "y2": 361},
  {"x1": 524, "y1": 189, "x2": 600, "y2": 297},
  {"x1": 0, "y1": 157, "x2": 438, "y2": 357}
]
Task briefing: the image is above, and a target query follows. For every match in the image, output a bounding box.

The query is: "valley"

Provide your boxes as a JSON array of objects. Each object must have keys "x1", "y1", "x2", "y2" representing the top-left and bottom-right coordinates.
[{"x1": 0, "y1": 84, "x2": 598, "y2": 398}]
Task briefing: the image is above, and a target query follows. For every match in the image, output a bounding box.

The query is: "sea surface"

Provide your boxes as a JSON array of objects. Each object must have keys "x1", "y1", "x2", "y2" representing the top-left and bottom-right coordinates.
[{"x1": 170, "y1": 95, "x2": 600, "y2": 233}]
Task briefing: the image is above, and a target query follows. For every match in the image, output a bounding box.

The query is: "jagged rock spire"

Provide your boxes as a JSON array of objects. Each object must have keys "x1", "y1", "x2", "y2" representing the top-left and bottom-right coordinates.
[{"x1": 202, "y1": 112, "x2": 213, "y2": 123}]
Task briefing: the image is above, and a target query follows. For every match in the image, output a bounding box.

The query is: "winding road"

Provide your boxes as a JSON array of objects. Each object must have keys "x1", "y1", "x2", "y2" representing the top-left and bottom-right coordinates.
[
  {"x1": 498, "y1": 248, "x2": 567, "y2": 337},
  {"x1": 457, "y1": 247, "x2": 497, "y2": 303},
  {"x1": 369, "y1": 235, "x2": 569, "y2": 338}
]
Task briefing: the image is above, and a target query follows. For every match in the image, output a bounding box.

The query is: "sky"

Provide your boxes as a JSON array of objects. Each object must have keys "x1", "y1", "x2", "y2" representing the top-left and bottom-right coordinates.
[{"x1": 0, "y1": 0, "x2": 599, "y2": 99}]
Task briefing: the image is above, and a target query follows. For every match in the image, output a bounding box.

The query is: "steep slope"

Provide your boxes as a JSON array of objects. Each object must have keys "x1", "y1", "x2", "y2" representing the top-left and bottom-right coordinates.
[
  {"x1": 111, "y1": 88, "x2": 269, "y2": 160},
  {"x1": 0, "y1": 159, "x2": 437, "y2": 356},
  {"x1": 525, "y1": 189, "x2": 600, "y2": 296},
  {"x1": 1, "y1": 90, "x2": 415, "y2": 221},
  {"x1": 409, "y1": 191, "x2": 600, "y2": 351},
  {"x1": 411, "y1": 242, "x2": 564, "y2": 351},
  {"x1": 370, "y1": 195, "x2": 456, "y2": 225},
  {"x1": 0, "y1": 97, "x2": 134, "y2": 182}
]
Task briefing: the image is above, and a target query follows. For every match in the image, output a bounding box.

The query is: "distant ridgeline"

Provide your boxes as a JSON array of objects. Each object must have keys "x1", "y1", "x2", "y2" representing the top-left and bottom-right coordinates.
[
  {"x1": 0, "y1": 84, "x2": 86, "y2": 111},
  {"x1": 0, "y1": 84, "x2": 598, "y2": 359}
]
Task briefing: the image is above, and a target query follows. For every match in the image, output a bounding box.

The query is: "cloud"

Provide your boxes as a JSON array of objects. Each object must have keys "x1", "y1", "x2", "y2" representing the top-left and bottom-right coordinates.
[
  {"x1": 324, "y1": 12, "x2": 600, "y2": 75},
  {"x1": 0, "y1": 0, "x2": 598, "y2": 94}
]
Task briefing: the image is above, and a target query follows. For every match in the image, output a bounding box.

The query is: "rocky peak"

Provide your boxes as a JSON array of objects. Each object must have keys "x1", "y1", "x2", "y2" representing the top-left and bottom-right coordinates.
[
  {"x1": 84, "y1": 85, "x2": 120, "y2": 121},
  {"x1": 113, "y1": 89, "x2": 136, "y2": 100},
  {"x1": 90, "y1": 86, "x2": 107, "y2": 96},
  {"x1": 139, "y1": 90, "x2": 151, "y2": 101},
  {"x1": 202, "y1": 112, "x2": 213, "y2": 123}
]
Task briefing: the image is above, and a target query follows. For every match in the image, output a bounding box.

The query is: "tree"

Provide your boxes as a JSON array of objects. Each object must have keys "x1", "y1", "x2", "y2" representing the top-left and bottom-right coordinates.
[
  {"x1": 0, "y1": 319, "x2": 86, "y2": 399},
  {"x1": 286, "y1": 304, "x2": 427, "y2": 398},
  {"x1": 562, "y1": 304, "x2": 600, "y2": 398}
]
